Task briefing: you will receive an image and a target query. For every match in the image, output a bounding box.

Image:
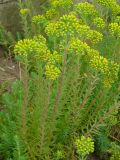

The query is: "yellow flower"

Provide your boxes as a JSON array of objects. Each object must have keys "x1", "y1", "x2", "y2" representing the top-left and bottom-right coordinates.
[
  {"x1": 111, "y1": 4, "x2": 120, "y2": 16},
  {"x1": 45, "y1": 22, "x2": 58, "y2": 36},
  {"x1": 88, "y1": 30, "x2": 103, "y2": 44},
  {"x1": 45, "y1": 63, "x2": 61, "y2": 80},
  {"x1": 33, "y1": 35, "x2": 46, "y2": 44},
  {"x1": 96, "y1": 0, "x2": 116, "y2": 7},
  {"x1": 89, "y1": 51, "x2": 109, "y2": 73},
  {"x1": 77, "y1": 25, "x2": 91, "y2": 38},
  {"x1": 69, "y1": 38, "x2": 90, "y2": 55},
  {"x1": 51, "y1": 0, "x2": 73, "y2": 9},
  {"x1": 20, "y1": 8, "x2": 29, "y2": 15},
  {"x1": 88, "y1": 49, "x2": 119, "y2": 87},
  {"x1": 48, "y1": 51, "x2": 62, "y2": 64},
  {"x1": 46, "y1": 13, "x2": 82, "y2": 38},
  {"x1": 75, "y1": 136, "x2": 94, "y2": 157},
  {"x1": 109, "y1": 22, "x2": 120, "y2": 37},
  {"x1": 93, "y1": 17, "x2": 105, "y2": 29},
  {"x1": 14, "y1": 39, "x2": 38, "y2": 57},
  {"x1": 32, "y1": 15, "x2": 46, "y2": 25},
  {"x1": 115, "y1": 16, "x2": 120, "y2": 24},
  {"x1": 45, "y1": 9, "x2": 58, "y2": 19},
  {"x1": 75, "y1": 2, "x2": 98, "y2": 19},
  {"x1": 14, "y1": 36, "x2": 50, "y2": 61}
]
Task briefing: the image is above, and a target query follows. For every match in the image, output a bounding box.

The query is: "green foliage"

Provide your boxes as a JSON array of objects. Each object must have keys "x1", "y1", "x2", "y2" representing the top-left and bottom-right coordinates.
[
  {"x1": 0, "y1": 81, "x2": 26, "y2": 160},
  {"x1": 0, "y1": 0, "x2": 120, "y2": 159},
  {"x1": 0, "y1": 24, "x2": 14, "y2": 49},
  {"x1": 108, "y1": 142, "x2": 120, "y2": 160},
  {"x1": 95, "y1": 128, "x2": 111, "y2": 156}
]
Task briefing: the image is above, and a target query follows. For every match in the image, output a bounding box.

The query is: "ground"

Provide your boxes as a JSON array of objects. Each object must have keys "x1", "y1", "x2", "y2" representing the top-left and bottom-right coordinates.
[{"x1": 0, "y1": 47, "x2": 19, "y2": 90}]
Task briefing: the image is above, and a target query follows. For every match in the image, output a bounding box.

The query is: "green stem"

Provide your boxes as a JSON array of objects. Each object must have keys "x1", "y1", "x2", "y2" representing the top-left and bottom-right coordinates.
[
  {"x1": 21, "y1": 57, "x2": 28, "y2": 138},
  {"x1": 50, "y1": 46, "x2": 68, "y2": 140}
]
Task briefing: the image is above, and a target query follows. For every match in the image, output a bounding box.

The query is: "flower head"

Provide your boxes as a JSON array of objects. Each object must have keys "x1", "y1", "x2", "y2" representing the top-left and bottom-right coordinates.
[
  {"x1": 14, "y1": 35, "x2": 50, "y2": 61},
  {"x1": 48, "y1": 51, "x2": 62, "y2": 64},
  {"x1": 45, "y1": 22, "x2": 58, "y2": 36},
  {"x1": 33, "y1": 35, "x2": 46, "y2": 44},
  {"x1": 88, "y1": 30, "x2": 103, "y2": 44},
  {"x1": 45, "y1": 9, "x2": 58, "y2": 19},
  {"x1": 32, "y1": 15, "x2": 47, "y2": 25},
  {"x1": 77, "y1": 25, "x2": 91, "y2": 38},
  {"x1": 96, "y1": 0, "x2": 116, "y2": 7},
  {"x1": 20, "y1": 8, "x2": 29, "y2": 15},
  {"x1": 69, "y1": 38, "x2": 90, "y2": 55},
  {"x1": 109, "y1": 22, "x2": 120, "y2": 37},
  {"x1": 93, "y1": 17, "x2": 105, "y2": 29},
  {"x1": 46, "y1": 13, "x2": 80, "y2": 38},
  {"x1": 51, "y1": 0, "x2": 73, "y2": 9},
  {"x1": 115, "y1": 16, "x2": 120, "y2": 24},
  {"x1": 14, "y1": 39, "x2": 39, "y2": 57},
  {"x1": 75, "y1": 2, "x2": 98, "y2": 19},
  {"x1": 75, "y1": 136, "x2": 94, "y2": 157},
  {"x1": 45, "y1": 63, "x2": 61, "y2": 80},
  {"x1": 88, "y1": 49, "x2": 119, "y2": 87}
]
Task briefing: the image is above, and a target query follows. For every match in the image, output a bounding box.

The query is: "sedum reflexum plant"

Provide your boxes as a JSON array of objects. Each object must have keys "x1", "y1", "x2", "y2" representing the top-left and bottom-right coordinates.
[{"x1": 0, "y1": 0, "x2": 120, "y2": 160}]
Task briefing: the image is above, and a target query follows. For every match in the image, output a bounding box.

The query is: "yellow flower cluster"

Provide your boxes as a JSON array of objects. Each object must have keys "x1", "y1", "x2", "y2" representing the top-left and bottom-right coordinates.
[
  {"x1": 45, "y1": 64, "x2": 61, "y2": 80},
  {"x1": 20, "y1": 8, "x2": 29, "y2": 15},
  {"x1": 77, "y1": 26, "x2": 103, "y2": 43},
  {"x1": 115, "y1": 16, "x2": 120, "y2": 24},
  {"x1": 75, "y1": 136, "x2": 94, "y2": 157},
  {"x1": 109, "y1": 22, "x2": 120, "y2": 38},
  {"x1": 89, "y1": 49, "x2": 109, "y2": 73},
  {"x1": 14, "y1": 35, "x2": 50, "y2": 61},
  {"x1": 93, "y1": 17, "x2": 105, "y2": 29},
  {"x1": 14, "y1": 35, "x2": 61, "y2": 80},
  {"x1": 96, "y1": 0, "x2": 116, "y2": 7},
  {"x1": 33, "y1": 35, "x2": 46, "y2": 44},
  {"x1": 57, "y1": 14, "x2": 79, "y2": 37},
  {"x1": 14, "y1": 39, "x2": 39, "y2": 57},
  {"x1": 32, "y1": 15, "x2": 46, "y2": 25},
  {"x1": 69, "y1": 38, "x2": 90, "y2": 55},
  {"x1": 111, "y1": 4, "x2": 120, "y2": 16},
  {"x1": 77, "y1": 25, "x2": 91, "y2": 38},
  {"x1": 103, "y1": 62, "x2": 119, "y2": 87},
  {"x1": 75, "y1": 2, "x2": 98, "y2": 18},
  {"x1": 88, "y1": 30, "x2": 103, "y2": 44},
  {"x1": 45, "y1": 13, "x2": 79, "y2": 37},
  {"x1": 45, "y1": 9, "x2": 58, "y2": 19},
  {"x1": 45, "y1": 50, "x2": 62, "y2": 80},
  {"x1": 97, "y1": 0, "x2": 120, "y2": 16},
  {"x1": 45, "y1": 22, "x2": 58, "y2": 36},
  {"x1": 67, "y1": 36, "x2": 119, "y2": 86},
  {"x1": 88, "y1": 49, "x2": 119, "y2": 87},
  {"x1": 67, "y1": 37, "x2": 119, "y2": 86},
  {"x1": 46, "y1": 13, "x2": 103, "y2": 43},
  {"x1": 51, "y1": 0, "x2": 73, "y2": 9},
  {"x1": 47, "y1": 51, "x2": 62, "y2": 64}
]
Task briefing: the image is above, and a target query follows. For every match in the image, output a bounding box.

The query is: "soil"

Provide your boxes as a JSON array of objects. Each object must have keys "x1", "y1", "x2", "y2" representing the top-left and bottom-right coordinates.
[
  {"x1": 88, "y1": 154, "x2": 100, "y2": 160},
  {"x1": 0, "y1": 47, "x2": 19, "y2": 90}
]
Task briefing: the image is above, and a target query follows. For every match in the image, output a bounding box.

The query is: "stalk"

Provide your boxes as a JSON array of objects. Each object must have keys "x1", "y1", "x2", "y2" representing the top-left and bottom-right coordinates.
[
  {"x1": 21, "y1": 57, "x2": 28, "y2": 138},
  {"x1": 49, "y1": 46, "x2": 68, "y2": 140},
  {"x1": 39, "y1": 80, "x2": 52, "y2": 156}
]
